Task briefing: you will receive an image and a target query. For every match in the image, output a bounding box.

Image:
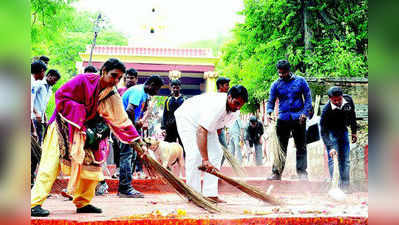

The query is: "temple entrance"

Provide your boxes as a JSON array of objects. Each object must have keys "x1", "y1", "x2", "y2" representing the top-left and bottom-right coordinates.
[{"x1": 78, "y1": 45, "x2": 220, "y2": 96}]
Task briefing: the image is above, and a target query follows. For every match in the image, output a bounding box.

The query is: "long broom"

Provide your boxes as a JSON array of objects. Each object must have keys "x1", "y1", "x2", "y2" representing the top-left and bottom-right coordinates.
[
  {"x1": 131, "y1": 142, "x2": 222, "y2": 213},
  {"x1": 266, "y1": 120, "x2": 285, "y2": 173},
  {"x1": 221, "y1": 146, "x2": 246, "y2": 177},
  {"x1": 198, "y1": 166, "x2": 281, "y2": 205},
  {"x1": 328, "y1": 154, "x2": 346, "y2": 201}
]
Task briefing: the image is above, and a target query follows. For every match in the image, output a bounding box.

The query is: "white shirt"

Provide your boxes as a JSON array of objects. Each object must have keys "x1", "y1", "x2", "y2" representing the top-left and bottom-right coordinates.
[
  {"x1": 31, "y1": 75, "x2": 37, "y2": 114},
  {"x1": 228, "y1": 118, "x2": 243, "y2": 137},
  {"x1": 31, "y1": 79, "x2": 52, "y2": 120},
  {"x1": 174, "y1": 92, "x2": 239, "y2": 133},
  {"x1": 331, "y1": 98, "x2": 348, "y2": 110},
  {"x1": 306, "y1": 115, "x2": 320, "y2": 129}
]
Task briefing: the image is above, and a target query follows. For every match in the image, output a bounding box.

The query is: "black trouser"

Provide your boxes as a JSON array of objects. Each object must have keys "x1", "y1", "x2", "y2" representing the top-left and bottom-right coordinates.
[
  {"x1": 272, "y1": 119, "x2": 307, "y2": 176},
  {"x1": 164, "y1": 123, "x2": 185, "y2": 158},
  {"x1": 33, "y1": 119, "x2": 45, "y2": 144},
  {"x1": 31, "y1": 135, "x2": 41, "y2": 186},
  {"x1": 31, "y1": 151, "x2": 39, "y2": 185}
]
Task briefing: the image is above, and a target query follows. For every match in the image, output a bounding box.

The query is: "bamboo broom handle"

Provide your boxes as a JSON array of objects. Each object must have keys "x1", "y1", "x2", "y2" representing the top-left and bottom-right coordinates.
[{"x1": 198, "y1": 166, "x2": 281, "y2": 205}]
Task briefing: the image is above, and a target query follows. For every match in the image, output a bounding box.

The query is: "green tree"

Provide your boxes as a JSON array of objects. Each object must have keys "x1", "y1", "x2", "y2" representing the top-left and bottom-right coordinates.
[
  {"x1": 218, "y1": 0, "x2": 368, "y2": 113},
  {"x1": 31, "y1": 0, "x2": 129, "y2": 116},
  {"x1": 179, "y1": 34, "x2": 231, "y2": 56}
]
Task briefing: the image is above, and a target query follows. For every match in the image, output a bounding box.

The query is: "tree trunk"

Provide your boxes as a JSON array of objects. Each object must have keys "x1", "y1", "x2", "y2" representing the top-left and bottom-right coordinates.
[{"x1": 303, "y1": 0, "x2": 313, "y2": 52}]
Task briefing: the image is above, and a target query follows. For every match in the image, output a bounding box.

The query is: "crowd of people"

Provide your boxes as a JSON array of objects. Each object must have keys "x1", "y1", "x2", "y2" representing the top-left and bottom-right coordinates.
[{"x1": 30, "y1": 58, "x2": 358, "y2": 217}]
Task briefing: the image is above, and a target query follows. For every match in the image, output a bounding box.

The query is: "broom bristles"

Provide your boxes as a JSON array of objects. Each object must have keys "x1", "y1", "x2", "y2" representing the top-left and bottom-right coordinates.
[
  {"x1": 266, "y1": 122, "x2": 285, "y2": 172},
  {"x1": 132, "y1": 142, "x2": 222, "y2": 213},
  {"x1": 331, "y1": 155, "x2": 340, "y2": 189},
  {"x1": 199, "y1": 166, "x2": 281, "y2": 205},
  {"x1": 328, "y1": 155, "x2": 346, "y2": 201},
  {"x1": 221, "y1": 146, "x2": 246, "y2": 177}
]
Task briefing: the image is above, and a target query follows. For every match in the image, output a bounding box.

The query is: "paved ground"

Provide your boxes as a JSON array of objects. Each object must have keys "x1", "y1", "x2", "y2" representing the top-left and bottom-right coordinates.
[{"x1": 34, "y1": 192, "x2": 368, "y2": 222}]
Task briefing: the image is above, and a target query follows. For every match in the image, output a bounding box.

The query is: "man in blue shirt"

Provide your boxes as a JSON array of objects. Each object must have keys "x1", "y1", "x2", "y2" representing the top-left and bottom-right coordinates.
[
  {"x1": 118, "y1": 75, "x2": 163, "y2": 198},
  {"x1": 266, "y1": 60, "x2": 312, "y2": 180}
]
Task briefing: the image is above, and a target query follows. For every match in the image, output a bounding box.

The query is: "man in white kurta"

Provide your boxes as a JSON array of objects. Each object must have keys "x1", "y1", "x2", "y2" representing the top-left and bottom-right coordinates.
[{"x1": 174, "y1": 85, "x2": 248, "y2": 202}]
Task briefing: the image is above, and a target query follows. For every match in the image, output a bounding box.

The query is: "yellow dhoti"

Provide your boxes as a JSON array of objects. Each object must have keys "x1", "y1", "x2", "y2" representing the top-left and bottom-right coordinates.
[{"x1": 31, "y1": 123, "x2": 102, "y2": 209}]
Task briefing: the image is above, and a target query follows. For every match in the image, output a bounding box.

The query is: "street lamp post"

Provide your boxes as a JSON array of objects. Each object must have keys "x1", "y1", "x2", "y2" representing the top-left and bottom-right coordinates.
[{"x1": 89, "y1": 13, "x2": 102, "y2": 65}]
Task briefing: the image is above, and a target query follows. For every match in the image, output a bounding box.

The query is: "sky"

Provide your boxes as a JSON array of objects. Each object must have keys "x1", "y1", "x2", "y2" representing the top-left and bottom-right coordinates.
[{"x1": 73, "y1": 0, "x2": 244, "y2": 47}]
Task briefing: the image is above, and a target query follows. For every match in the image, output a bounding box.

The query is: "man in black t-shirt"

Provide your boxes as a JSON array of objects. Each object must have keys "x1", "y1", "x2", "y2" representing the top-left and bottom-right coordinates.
[
  {"x1": 320, "y1": 86, "x2": 357, "y2": 192},
  {"x1": 162, "y1": 79, "x2": 185, "y2": 147},
  {"x1": 245, "y1": 116, "x2": 264, "y2": 166}
]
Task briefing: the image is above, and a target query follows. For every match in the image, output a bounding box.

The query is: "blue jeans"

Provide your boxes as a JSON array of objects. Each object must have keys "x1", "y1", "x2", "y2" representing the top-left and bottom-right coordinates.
[
  {"x1": 218, "y1": 129, "x2": 227, "y2": 148},
  {"x1": 229, "y1": 136, "x2": 242, "y2": 164},
  {"x1": 132, "y1": 151, "x2": 143, "y2": 173},
  {"x1": 219, "y1": 129, "x2": 228, "y2": 166},
  {"x1": 251, "y1": 142, "x2": 263, "y2": 166},
  {"x1": 119, "y1": 143, "x2": 134, "y2": 192},
  {"x1": 325, "y1": 130, "x2": 350, "y2": 190}
]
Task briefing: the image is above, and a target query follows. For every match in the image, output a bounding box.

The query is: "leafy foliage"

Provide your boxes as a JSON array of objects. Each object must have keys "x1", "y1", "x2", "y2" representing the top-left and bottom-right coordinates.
[
  {"x1": 217, "y1": 0, "x2": 368, "y2": 113},
  {"x1": 31, "y1": 0, "x2": 129, "y2": 116},
  {"x1": 179, "y1": 34, "x2": 231, "y2": 56}
]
